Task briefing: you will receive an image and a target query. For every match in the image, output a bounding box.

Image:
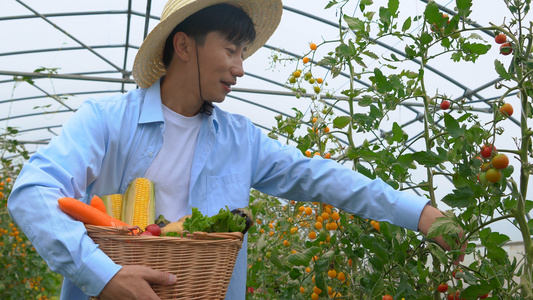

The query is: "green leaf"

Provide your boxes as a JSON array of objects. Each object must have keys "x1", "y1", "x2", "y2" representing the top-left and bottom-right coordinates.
[
  {"x1": 444, "y1": 113, "x2": 465, "y2": 138},
  {"x1": 333, "y1": 116, "x2": 351, "y2": 129},
  {"x1": 495, "y1": 59, "x2": 512, "y2": 80},
  {"x1": 372, "y1": 242, "x2": 388, "y2": 259},
  {"x1": 405, "y1": 45, "x2": 417, "y2": 58},
  {"x1": 357, "y1": 163, "x2": 375, "y2": 179},
  {"x1": 288, "y1": 253, "x2": 310, "y2": 266},
  {"x1": 289, "y1": 268, "x2": 301, "y2": 279},
  {"x1": 456, "y1": 0, "x2": 473, "y2": 18},
  {"x1": 325, "y1": 1, "x2": 337, "y2": 9},
  {"x1": 526, "y1": 200, "x2": 533, "y2": 214},
  {"x1": 270, "y1": 253, "x2": 287, "y2": 270},
  {"x1": 461, "y1": 282, "x2": 492, "y2": 299},
  {"x1": 358, "y1": 95, "x2": 374, "y2": 107},
  {"x1": 402, "y1": 17, "x2": 412, "y2": 32},
  {"x1": 424, "y1": 1, "x2": 441, "y2": 25},
  {"x1": 388, "y1": 0, "x2": 399, "y2": 15},
  {"x1": 486, "y1": 244, "x2": 508, "y2": 262},
  {"x1": 411, "y1": 147, "x2": 447, "y2": 167},
  {"x1": 396, "y1": 154, "x2": 413, "y2": 167},
  {"x1": 420, "y1": 32, "x2": 433, "y2": 45},
  {"x1": 359, "y1": 149, "x2": 381, "y2": 162},
  {"x1": 379, "y1": 6, "x2": 392, "y2": 28},
  {"x1": 391, "y1": 122, "x2": 404, "y2": 142},
  {"x1": 317, "y1": 56, "x2": 337, "y2": 67},
  {"x1": 442, "y1": 186, "x2": 476, "y2": 208},
  {"x1": 486, "y1": 232, "x2": 510, "y2": 246},
  {"x1": 363, "y1": 50, "x2": 379, "y2": 60},
  {"x1": 183, "y1": 207, "x2": 213, "y2": 233},
  {"x1": 343, "y1": 15, "x2": 365, "y2": 32},
  {"x1": 426, "y1": 216, "x2": 462, "y2": 239},
  {"x1": 372, "y1": 68, "x2": 393, "y2": 93},
  {"x1": 463, "y1": 42, "x2": 490, "y2": 55},
  {"x1": 428, "y1": 243, "x2": 447, "y2": 263}
]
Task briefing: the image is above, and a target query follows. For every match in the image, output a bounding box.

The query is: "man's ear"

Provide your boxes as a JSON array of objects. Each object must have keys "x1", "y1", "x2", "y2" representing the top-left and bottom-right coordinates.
[{"x1": 172, "y1": 32, "x2": 193, "y2": 62}]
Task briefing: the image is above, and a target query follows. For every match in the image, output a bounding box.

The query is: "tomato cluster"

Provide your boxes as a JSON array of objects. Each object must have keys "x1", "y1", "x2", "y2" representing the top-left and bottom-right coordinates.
[
  {"x1": 477, "y1": 144, "x2": 510, "y2": 184},
  {"x1": 495, "y1": 33, "x2": 513, "y2": 55}
]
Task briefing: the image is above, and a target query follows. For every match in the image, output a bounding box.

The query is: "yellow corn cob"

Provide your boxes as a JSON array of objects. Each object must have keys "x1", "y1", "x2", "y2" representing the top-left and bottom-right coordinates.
[
  {"x1": 100, "y1": 194, "x2": 124, "y2": 220},
  {"x1": 122, "y1": 178, "x2": 155, "y2": 230}
]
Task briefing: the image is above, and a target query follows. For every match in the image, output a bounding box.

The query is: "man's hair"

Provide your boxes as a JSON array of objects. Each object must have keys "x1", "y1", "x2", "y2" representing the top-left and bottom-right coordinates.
[{"x1": 162, "y1": 3, "x2": 256, "y2": 68}]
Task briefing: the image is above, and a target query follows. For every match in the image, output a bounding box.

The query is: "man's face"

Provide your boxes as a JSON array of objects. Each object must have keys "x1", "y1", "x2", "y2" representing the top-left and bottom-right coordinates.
[{"x1": 195, "y1": 31, "x2": 246, "y2": 103}]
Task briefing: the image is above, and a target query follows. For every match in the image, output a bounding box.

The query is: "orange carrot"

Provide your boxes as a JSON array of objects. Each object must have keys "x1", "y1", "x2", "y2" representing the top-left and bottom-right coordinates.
[
  {"x1": 58, "y1": 197, "x2": 130, "y2": 227},
  {"x1": 90, "y1": 195, "x2": 107, "y2": 213}
]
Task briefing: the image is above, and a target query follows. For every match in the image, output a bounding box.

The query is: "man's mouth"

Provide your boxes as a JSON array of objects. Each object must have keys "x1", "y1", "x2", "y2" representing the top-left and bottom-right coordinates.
[{"x1": 222, "y1": 81, "x2": 235, "y2": 92}]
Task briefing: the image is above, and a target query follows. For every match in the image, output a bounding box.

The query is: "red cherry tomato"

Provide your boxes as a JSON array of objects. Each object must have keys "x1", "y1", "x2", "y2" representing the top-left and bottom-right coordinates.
[{"x1": 495, "y1": 33, "x2": 507, "y2": 44}]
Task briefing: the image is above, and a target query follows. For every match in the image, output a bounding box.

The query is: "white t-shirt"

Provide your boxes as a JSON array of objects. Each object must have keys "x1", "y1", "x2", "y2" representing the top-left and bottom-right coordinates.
[{"x1": 144, "y1": 104, "x2": 202, "y2": 222}]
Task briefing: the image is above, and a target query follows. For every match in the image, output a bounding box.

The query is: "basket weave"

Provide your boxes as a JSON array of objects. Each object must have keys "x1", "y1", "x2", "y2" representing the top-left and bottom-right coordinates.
[{"x1": 85, "y1": 225, "x2": 243, "y2": 300}]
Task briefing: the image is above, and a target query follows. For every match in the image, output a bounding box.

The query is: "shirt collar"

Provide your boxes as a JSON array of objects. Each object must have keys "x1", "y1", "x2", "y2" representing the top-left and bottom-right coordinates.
[
  {"x1": 139, "y1": 76, "x2": 219, "y2": 133},
  {"x1": 139, "y1": 77, "x2": 164, "y2": 124},
  {"x1": 206, "y1": 105, "x2": 219, "y2": 133}
]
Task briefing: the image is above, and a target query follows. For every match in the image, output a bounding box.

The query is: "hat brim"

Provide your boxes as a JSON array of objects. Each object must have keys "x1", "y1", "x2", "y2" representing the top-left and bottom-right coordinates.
[{"x1": 133, "y1": 0, "x2": 283, "y2": 88}]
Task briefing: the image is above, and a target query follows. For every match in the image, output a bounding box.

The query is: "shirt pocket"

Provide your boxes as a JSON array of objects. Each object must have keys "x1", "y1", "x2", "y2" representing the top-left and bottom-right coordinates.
[{"x1": 206, "y1": 172, "x2": 249, "y2": 216}]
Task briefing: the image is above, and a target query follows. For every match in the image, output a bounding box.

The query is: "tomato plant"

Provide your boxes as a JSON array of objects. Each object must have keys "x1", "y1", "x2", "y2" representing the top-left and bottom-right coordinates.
[
  {"x1": 248, "y1": 0, "x2": 533, "y2": 299},
  {"x1": 0, "y1": 128, "x2": 62, "y2": 300}
]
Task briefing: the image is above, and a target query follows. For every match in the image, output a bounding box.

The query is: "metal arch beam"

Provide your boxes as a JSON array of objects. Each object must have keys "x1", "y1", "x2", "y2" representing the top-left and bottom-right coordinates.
[
  {"x1": 0, "y1": 44, "x2": 130, "y2": 57},
  {"x1": 0, "y1": 90, "x2": 124, "y2": 105},
  {"x1": 27, "y1": 83, "x2": 75, "y2": 112},
  {"x1": 0, "y1": 70, "x2": 135, "y2": 84},
  {"x1": 14, "y1": 0, "x2": 128, "y2": 76},
  {"x1": 122, "y1": 0, "x2": 134, "y2": 93},
  {"x1": 0, "y1": 109, "x2": 73, "y2": 122},
  {"x1": 0, "y1": 10, "x2": 160, "y2": 22},
  {"x1": 143, "y1": 0, "x2": 153, "y2": 40}
]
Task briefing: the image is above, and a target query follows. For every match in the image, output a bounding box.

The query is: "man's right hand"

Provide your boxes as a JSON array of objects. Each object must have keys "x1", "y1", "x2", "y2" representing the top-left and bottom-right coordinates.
[{"x1": 99, "y1": 265, "x2": 177, "y2": 300}]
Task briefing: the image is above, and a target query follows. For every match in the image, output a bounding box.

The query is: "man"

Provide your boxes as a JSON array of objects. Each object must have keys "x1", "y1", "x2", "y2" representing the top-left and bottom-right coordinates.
[{"x1": 7, "y1": 0, "x2": 460, "y2": 299}]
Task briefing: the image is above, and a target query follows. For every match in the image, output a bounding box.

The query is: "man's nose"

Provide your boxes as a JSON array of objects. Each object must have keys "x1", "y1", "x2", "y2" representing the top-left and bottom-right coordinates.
[{"x1": 232, "y1": 57, "x2": 245, "y2": 78}]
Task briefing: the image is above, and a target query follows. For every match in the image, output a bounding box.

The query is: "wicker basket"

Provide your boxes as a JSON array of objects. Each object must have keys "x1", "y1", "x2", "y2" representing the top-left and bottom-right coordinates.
[{"x1": 85, "y1": 225, "x2": 244, "y2": 300}]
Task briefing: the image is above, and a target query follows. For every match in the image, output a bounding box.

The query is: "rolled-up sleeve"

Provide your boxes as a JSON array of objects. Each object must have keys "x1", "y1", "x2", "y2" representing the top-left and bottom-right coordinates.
[{"x1": 250, "y1": 124, "x2": 427, "y2": 231}]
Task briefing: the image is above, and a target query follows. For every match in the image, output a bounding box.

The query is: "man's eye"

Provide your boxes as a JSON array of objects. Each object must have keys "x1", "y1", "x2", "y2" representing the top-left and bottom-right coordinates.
[{"x1": 227, "y1": 48, "x2": 236, "y2": 54}]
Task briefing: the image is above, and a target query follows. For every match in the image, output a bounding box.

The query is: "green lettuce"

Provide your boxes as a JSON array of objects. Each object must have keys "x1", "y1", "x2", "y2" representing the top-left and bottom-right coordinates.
[{"x1": 183, "y1": 206, "x2": 246, "y2": 233}]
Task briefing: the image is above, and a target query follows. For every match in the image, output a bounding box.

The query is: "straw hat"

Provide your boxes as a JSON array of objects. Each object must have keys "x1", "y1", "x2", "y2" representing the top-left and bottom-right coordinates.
[{"x1": 133, "y1": 0, "x2": 283, "y2": 88}]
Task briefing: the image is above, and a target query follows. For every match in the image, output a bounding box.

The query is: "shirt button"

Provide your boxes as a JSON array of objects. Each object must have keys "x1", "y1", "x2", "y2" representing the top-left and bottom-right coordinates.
[
  {"x1": 148, "y1": 152, "x2": 154, "y2": 157},
  {"x1": 81, "y1": 286, "x2": 87, "y2": 293},
  {"x1": 160, "y1": 124, "x2": 164, "y2": 129}
]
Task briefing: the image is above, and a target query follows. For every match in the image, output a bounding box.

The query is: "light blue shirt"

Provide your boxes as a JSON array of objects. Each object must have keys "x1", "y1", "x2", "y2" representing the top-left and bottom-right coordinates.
[{"x1": 8, "y1": 78, "x2": 428, "y2": 299}]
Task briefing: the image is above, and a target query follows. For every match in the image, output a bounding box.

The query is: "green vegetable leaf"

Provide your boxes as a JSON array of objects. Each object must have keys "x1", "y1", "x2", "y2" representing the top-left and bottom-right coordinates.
[
  {"x1": 442, "y1": 186, "x2": 476, "y2": 208},
  {"x1": 426, "y1": 216, "x2": 462, "y2": 239},
  {"x1": 183, "y1": 207, "x2": 213, "y2": 233},
  {"x1": 411, "y1": 147, "x2": 447, "y2": 167},
  {"x1": 444, "y1": 113, "x2": 465, "y2": 138},
  {"x1": 402, "y1": 17, "x2": 412, "y2": 32},
  {"x1": 333, "y1": 116, "x2": 351, "y2": 129},
  {"x1": 343, "y1": 15, "x2": 365, "y2": 32},
  {"x1": 495, "y1": 59, "x2": 512, "y2": 80}
]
